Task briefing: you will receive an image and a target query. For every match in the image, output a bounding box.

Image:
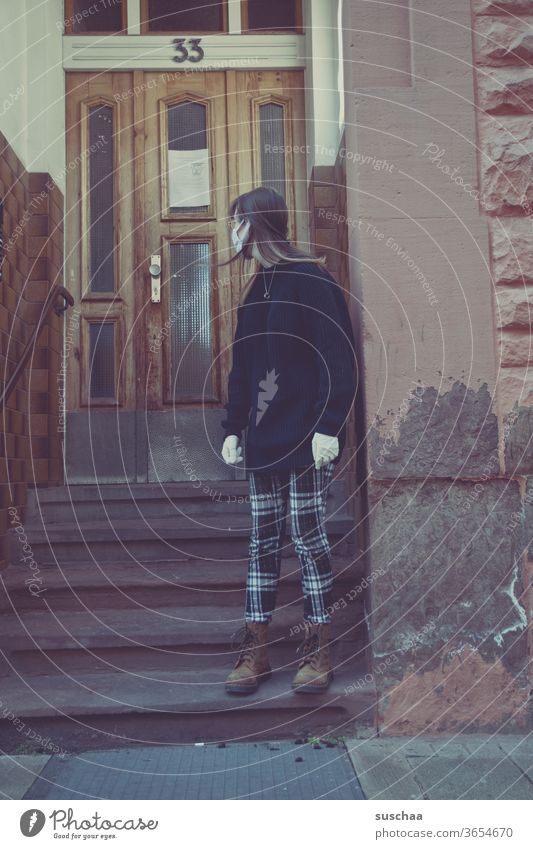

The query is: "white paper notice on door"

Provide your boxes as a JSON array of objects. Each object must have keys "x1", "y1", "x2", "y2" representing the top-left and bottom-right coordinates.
[{"x1": 168, "y1": 148, "x2": 210, "y2": 208}]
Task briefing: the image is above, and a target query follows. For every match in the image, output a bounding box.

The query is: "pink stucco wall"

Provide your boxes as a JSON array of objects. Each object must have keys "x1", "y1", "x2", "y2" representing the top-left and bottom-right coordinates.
[{"x1": 343, "y1": 0, "x2": 496, "y2": 431}]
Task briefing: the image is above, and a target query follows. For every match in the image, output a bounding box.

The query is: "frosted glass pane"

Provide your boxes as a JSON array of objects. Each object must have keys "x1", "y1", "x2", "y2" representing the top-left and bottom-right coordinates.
[
  {"x1": 169, "y1": 242, "x2": 213, "y2": 398},
  {"x1": 89, "y1": 105, "x2": 115, "y2": 292},
  {"x1": 259, "y1": 102, "x2": 286, "y2": 198},
  {"x1": 89, "y1": 323, "x2": 115, "y2": 399},
  {"x1": 167, "y1": 100, "x2": 209, "y2": 214}
]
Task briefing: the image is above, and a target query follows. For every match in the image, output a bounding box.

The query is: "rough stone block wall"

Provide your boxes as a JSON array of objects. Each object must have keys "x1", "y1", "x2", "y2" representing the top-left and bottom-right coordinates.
[
  {"x1": 342, "y1": 0, "x2": 531, "y2": 734},
  {"x1": 473, "y1": 0, "x2": 533, "y2": 725},
  {"x1": 0, "y1": 131, "x2": 64, "y2": 571}
]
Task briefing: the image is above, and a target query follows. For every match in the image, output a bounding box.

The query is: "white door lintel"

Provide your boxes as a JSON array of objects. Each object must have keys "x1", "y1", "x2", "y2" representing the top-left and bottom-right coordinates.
[{"x1": 62, "y1": 34, "x2": 306, "y2": 71}]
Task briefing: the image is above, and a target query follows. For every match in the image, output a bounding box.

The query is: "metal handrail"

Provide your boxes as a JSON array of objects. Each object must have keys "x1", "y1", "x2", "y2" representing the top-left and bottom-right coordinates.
[{"x1": 0, "y1": 284, "x2": 74, "y2": 411}]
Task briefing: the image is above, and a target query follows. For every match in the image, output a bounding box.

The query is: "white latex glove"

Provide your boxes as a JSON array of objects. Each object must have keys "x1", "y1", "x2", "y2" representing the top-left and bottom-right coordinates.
[
  {"x1": 312, "y1": 432, "x2": 339, "y2": 470},
  {"x1": 222, "y1": 434, "x2": 243, "y2": 465}
]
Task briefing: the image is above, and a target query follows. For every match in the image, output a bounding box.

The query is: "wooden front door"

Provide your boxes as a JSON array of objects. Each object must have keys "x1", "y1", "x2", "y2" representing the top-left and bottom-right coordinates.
[{"x1": 65, "y1": 69, "x2": 308, "y2": 483}]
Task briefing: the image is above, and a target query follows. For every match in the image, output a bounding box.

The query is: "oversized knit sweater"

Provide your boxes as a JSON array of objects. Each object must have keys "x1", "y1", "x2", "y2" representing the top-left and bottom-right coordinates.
[{"x1": 221, "y1": 259, "x2": 356, "y2": 474}]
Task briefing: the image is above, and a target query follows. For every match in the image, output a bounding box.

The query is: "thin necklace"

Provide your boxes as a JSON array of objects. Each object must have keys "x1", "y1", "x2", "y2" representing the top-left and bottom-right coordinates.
[{"x1": 263, "y1": 263, "x2": 277, "y2": 299}]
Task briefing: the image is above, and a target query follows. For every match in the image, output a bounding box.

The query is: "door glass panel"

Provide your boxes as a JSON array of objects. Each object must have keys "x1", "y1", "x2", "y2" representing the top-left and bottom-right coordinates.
[
  {"x1": 247, "y1": 0, "x2": 297, "y2": 31},
  {"x1": 71, "y1": 0, "x2": 123, "y2": 32},
  {"x1": 169, "y1": 242, "x2": 213, "y2": 399},
  {"x1": 89, "y1": 323, "x2": 115, "y2": 399},
  {"x1": 146, "y1": 0, "x2": 224, "y2": 31},
  {"x1": 259, "y1": 102, "x2": 286, "y2": 199},
  {"x1": 88, "y1": 104, "x2": 115, "y2": 292},
  {"x1": 167, "y1": 100, "x2": 210, "y2": 214}
]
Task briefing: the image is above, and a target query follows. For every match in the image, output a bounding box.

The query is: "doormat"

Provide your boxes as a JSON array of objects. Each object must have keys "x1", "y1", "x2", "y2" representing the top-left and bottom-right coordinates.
[{"x1": 24, "y1": 740, "x2": 365, "y2": 800}]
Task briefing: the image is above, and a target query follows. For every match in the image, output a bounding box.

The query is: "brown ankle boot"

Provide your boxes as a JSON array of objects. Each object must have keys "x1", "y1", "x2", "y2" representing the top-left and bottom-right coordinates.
[
  {"x1": 225, "y1": 621, "x2": 272, "y2": 695},
  {"x1": 291, "y1": 622, "x2": 333, "y2": 693}
]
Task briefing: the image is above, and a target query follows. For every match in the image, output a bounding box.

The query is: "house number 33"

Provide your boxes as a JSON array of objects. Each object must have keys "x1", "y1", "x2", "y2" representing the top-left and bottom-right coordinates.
[{"x1": 172, "y1": 38, "x2": 204, "y2": 63}]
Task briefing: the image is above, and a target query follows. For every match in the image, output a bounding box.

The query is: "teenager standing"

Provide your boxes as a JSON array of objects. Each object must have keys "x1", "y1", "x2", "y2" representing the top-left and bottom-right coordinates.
[{"x1": 220, "y1": 187, "x2": 356, "y2": 695}]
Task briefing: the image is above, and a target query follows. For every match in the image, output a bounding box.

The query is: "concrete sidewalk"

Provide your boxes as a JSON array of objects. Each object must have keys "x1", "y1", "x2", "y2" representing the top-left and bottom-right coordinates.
[
  {"x1": 1, "y1": 733, "x2": 532, "y2": 800},
  {"x1": 345, "y1": 733, "x2": 533, "y2": 800}
]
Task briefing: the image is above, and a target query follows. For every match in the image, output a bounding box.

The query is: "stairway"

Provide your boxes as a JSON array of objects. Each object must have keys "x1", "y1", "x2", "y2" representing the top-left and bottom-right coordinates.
[{"x1": 0, "y1": 480, "x2": 374, "y2": 752}]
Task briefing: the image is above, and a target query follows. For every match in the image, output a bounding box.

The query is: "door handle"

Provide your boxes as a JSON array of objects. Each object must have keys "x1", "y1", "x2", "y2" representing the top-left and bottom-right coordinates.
[{"x1": 149, "y1": 254, "x2": 161, "y2": 303}]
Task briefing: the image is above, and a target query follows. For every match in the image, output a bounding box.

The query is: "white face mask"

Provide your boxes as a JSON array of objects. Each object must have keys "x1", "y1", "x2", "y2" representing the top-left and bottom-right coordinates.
[{"x1": 231, "y1": 219, "x2": 251, "y2": 253}]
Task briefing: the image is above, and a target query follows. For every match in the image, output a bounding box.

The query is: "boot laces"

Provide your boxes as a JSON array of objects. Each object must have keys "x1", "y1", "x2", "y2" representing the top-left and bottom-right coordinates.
[
  {"x1": 230, "y1": 624, "x2": 258, "y2": 665},
  {"x1": 296, "y1": 629, "x2": 321, "y2": 668}
]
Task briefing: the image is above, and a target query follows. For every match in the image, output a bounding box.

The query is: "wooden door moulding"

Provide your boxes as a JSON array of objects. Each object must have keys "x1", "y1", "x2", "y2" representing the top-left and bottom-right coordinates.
[
  {"x1": 250, "y1": 92, "x2": 297, "y2": 240},
  {"x1": 66, "y1": 67, "x2": 308, "y2": 464},
  {"x1": 158, "y1": 90, "x2": 217, "y2": 221},
  {"x1": 79, "y1": 314, "x2": 125, "y2": 407},
  {"x1": 79, "y1": 95, "x2": 120, "y2": 301},
  {"x1": 159, "y1": 234, "x2": 220, "y2": 407},
  {"x1": 66, "y1": 71, "x2": 137, "y2": 413},
  {"x1": 80, "y1": 293, "x2": 125, "y2": 302},
  {"x1": 62, "y1": 0, "x2": 303, "y2": 37},
  {"x1": 62, "y1": 35, "x2": 305, "y2": 72},
  {"x1": 142, "y1": 72, "x2": 227, "y2": 410}
]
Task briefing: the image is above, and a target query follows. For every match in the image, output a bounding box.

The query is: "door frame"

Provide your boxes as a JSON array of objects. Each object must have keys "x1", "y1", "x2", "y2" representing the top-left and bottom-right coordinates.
[{"x1": 64, "y1": 68, "x2": 310, "y2": 483}]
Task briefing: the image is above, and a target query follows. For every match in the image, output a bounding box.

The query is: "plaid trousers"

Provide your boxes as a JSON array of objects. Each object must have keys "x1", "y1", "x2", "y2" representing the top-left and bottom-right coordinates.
[{"x1": 245, "y1": 462, "x2": 335, "y2": 624}]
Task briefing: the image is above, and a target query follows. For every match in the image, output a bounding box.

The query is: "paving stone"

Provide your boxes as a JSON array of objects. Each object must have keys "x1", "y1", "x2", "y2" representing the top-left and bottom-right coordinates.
[
  {"x1": 346, "y1": 734, "x2": 533, "y2": 800},
  {"x1": 0, "y1": 754, "x2": 51, "y2": 800}
]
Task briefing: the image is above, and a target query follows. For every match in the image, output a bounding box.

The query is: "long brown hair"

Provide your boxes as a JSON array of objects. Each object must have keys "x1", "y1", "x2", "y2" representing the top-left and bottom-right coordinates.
[{"x1": 218, "y1": 186, "x2": 327, "y2": 306}]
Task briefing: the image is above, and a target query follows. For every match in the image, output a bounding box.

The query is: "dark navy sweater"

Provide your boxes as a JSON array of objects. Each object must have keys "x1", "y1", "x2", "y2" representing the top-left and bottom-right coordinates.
[{"x1": 221, "y1": 260, "x2": 357, "y2": 474}]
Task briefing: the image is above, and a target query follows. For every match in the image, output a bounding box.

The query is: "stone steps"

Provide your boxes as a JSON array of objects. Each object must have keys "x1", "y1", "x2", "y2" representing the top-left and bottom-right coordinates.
[
  {"x1": 0, "y1": 665, "x2": 374, "y2": 748},
  {"x1": 8, "y1": 514, "x2": 357, "y2": 562},
  {"x1": 0, "y1": 554, "x2": 364, "y2": 611},
  {"x1": 24, "y1": 480, "x2": 356, "y2": 523},
  {"x1": 0, "y1": 602, "x2": 365, "y2": 653},
  {"x1": 0, "y1": 482, "x2": 371, "y2": 750}
]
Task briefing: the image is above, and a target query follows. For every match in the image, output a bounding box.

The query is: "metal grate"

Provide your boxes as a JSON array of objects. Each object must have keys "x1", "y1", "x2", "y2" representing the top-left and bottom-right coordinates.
[
  {"x1": 169, "y1": 242, "x2": 213, "y2": 399},
  {"x1": 167, "y1": 100, "x2": 209, "y2": 214},
  {"x1": 72, "y1": 0, "x2": 123, "y2": 32},
  {"x1": 88, "y1": 104, "x2": 115, "y2": 292},
  {"x1": 247, "y1": 0, "x2": 297, "y2": 31},
  {"x1": 23, "y1": 741, "x2": 365, "y2": 800},
  {"x1": 89, "y1": 322, "x2": 115, "y2": 399},
  {"x1": 147, "y1": 0, "x2": 224, "y2": 31},
  {"x1": 259, "y1": 102, "x2": 286, "y2": 198}
]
